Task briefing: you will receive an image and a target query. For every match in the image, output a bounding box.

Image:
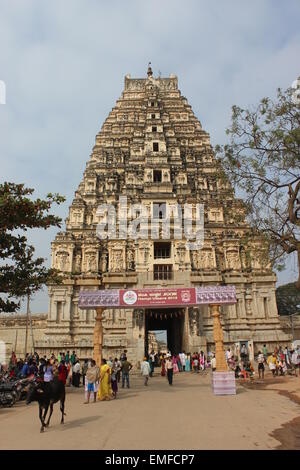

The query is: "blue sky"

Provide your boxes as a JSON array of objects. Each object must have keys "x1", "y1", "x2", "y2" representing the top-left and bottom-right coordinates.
[{"x1": 0, "y1": 0, "x2": 299, "y2": 312}]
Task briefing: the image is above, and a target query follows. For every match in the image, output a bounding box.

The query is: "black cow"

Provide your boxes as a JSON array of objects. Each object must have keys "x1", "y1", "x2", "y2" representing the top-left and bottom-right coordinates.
[{"x1": 26, "y1": 378, "x2": 66, "y2": 432}]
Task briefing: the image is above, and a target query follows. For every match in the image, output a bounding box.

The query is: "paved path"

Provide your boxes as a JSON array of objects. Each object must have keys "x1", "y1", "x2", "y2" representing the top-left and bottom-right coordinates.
[{"x1": 0, "y1": 371, "x2": 299, "y2": 450}]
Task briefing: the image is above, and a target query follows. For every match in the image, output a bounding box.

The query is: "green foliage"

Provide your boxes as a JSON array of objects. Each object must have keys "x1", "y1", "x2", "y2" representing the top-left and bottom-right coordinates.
[
  {"x1": 216, "y1": 86, "x2": 300, "y2": 287},
  {"x1": 0, "y1": 183, "x2": 65, "y2": 312},
  {"x1": 276, "y1": 282, "x2": 300, "y2": 315}
]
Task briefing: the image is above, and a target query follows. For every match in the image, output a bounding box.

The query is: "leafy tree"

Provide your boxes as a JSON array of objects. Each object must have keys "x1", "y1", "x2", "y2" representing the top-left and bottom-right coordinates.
[
  {"x1": 216, "y1": 85, "x2": 300, "y2": 287},
  {"x1": 0, "y1": 182, "x2": 65, "y2": 312},
  {"x1": 276, "y1": 282, "x2": 300, "y2": 315}
]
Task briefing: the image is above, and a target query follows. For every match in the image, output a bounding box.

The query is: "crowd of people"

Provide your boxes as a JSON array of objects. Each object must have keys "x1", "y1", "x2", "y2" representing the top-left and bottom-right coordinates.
[
  {"x1": 0, "y1": 349, "x2": 134, "y2": 403},
  {"x1": 264, "y1": 344, "x2": 300, "y2": 377},
  {"x1": 148, "y1": 343, "x2": 300, "y2": 383},
  {"x1": 3, "y1": 350, "x2": 81, "y2": 386},
  {"x1": 226, "y1": 343, "x2": 300, "y2": 381},
  {"x1": 1, "y1": 343, "x2": 299, "y2": 398},
  {"x1": 158, "y1": 351, "x2": 213, "y2": 378}
]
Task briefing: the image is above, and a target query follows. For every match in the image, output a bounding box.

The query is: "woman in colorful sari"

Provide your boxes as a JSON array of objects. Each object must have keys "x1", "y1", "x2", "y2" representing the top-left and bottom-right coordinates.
[
  {"x1": 199, "y1": 351, "x2": 205, "y2": 370},
  {"x1": 185, "y1": 354, "x2": 191, "y2": 372},
  {"x1": 161, "y1": 356, "x2": 166, "y2": 377},
  {"x1": 177, "y1": 354, "x2": 182, "y2": 372},
  {"x1": 97, "y1": 359, "x2": 112, "y2": 401},
  {"x1": 172, "y1": 355, "x2": 179, "y2": 373}
]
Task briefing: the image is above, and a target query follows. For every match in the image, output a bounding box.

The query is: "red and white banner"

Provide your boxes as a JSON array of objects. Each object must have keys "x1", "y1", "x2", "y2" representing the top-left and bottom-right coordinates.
[
  {"x1": 119, "y1": 288, "x2": 196, "y2": 307},
  {"x1": 78, "y1": 286, "x2": 236, "y2": 309}
]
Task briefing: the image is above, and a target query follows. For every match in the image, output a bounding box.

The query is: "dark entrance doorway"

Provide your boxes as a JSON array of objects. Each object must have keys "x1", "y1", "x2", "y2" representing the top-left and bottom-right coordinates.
[{"x1": 145, "y1": 308, "x2": 184, "y2": 356}]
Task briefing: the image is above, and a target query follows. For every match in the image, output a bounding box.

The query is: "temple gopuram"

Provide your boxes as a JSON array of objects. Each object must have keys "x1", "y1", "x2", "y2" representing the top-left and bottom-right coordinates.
[{"x1": 37, "y1": 66, "x2": 290, "y2": 363}]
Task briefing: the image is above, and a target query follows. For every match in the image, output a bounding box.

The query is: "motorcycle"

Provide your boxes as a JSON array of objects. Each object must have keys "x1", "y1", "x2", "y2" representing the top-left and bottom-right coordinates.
[
  {"x1": 0, "y1": 374, "x2": 35, "y2": 407},
  {"x1": 0, "y1": 381, "x2": 17, "y2": 407}
]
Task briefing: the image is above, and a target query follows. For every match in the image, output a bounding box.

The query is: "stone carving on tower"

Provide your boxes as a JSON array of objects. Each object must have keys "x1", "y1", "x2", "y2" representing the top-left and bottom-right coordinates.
[{"x1": 43, "y1": 66, "x2": 290, "y2": 362}]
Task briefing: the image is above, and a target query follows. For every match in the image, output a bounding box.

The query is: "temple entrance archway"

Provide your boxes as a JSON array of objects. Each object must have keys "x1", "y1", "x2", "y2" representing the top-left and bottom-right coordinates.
[{"x1": 145, "y1": 308, "x2": 185, "y2": 356}]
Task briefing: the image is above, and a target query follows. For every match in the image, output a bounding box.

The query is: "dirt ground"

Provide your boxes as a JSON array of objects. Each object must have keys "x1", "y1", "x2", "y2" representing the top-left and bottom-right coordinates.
[{"x1": 0, "y1": 370, "x2": 299, "y2": 450}]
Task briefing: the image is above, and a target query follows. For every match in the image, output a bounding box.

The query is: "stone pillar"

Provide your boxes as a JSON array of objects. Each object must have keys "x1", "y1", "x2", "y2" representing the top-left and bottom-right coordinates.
[
  {"x1": 210, "y1": 304, "x2": 227, "y2": 372},
  {"x1": 182, "y1": 307, "x2": 190, "y2": 352},
  {"x1": 93, "y1": 308, "x2": 104, "y2": 367}
]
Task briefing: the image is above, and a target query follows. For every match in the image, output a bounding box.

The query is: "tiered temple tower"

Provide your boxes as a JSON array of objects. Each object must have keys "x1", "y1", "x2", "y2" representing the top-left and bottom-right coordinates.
[{"x1": 39, "y1": 67, "x2": 290, "y2": 362}]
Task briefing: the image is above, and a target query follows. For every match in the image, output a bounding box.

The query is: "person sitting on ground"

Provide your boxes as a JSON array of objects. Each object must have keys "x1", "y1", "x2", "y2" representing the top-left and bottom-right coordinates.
[
  {"x1": 238, "y1": 362, "x2": 249, "y2": 380},
  {"x1": 228, "y1": 355, "x2": 235, "y2": 371},
  {"x1": 245, "y1": 361, "x2": 255, "y2": 379},
  {"x1": 234, "y1": 362, "x2": 241, "y2": 378},
  {"x1": 278, "y1": 359, "x2": 287, "y2": 376},
  {"x1": 192, "y1": 356, "x2": 199, "y2": 372}
]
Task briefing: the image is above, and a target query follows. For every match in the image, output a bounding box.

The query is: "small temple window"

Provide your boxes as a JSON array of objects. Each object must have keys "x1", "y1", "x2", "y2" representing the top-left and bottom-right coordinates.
[
  {"x1": 154, "y1": 264, "x2": 172, "y2": 280},
  {"x1": 151, "y1": 113, "x2": 156, "y2": 119},
  {"x1": 151, "y1": 101, "x2": 155, "y2": 107},
  {"x1": 153, "y1": 142, "x2": 159, "y2": 152},
  {"x1": 153, "y1": 170, "x2": 162, "y2": 182},
  {"x1": 154, "y1": 242, "x2": 171, "y2": 259},
  {"x1": 152, "y1": 126, "x2": 157, "y2": 132}
]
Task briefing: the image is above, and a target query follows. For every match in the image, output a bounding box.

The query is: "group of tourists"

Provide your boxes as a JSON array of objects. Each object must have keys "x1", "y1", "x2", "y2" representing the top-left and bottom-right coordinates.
[
  {"x1": 225, "y1": 343, "x2": 300, "y2": 380},
  {"x1": 84, "y1": 352, "x2": 133, "y2": 403},
  {"x1": 139, "y1": 350, "x2": 217, "y2": 386},
  {"x1": 6, "y1": 350, "x2": 81, "y2": 386},
  {"x1": 259, "y1": 344, "x2": 300, "y2": 378},
  {"x1": 158, "y1": 351, "x2": 210, "y2": 376},
  {"x1": 3, "y1": 342, "x2": 300, "y2": 396}
]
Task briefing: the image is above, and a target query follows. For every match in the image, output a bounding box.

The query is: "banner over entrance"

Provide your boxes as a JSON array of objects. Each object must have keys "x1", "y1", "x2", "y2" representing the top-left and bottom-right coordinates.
[{"x1": 78, "y1": 286, "x2": 236, "y2": 309}]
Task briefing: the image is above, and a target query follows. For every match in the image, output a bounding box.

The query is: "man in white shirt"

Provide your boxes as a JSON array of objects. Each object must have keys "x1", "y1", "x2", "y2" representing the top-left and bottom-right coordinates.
[
  {"x1": 72, "y1": 360, "x2": 81, "y2": 387},
  {"x1": 211, "y1": 354, "x2": 216, "y2": 372},
  {"x1": 292, "y1": 349, "x2": 300, "y2": 376},
  {"x1": 180, "y1": 351, "x2": 187, "y2": 371},
  {"x1": 141, "y1": 357, "x2": 151, "y2": 386}
]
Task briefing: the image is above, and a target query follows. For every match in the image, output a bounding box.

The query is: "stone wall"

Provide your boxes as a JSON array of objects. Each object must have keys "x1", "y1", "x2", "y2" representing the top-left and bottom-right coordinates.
[
  {"x1": 279, "y1": 315, "x2": 300, "y2": 342},
  {"x1": 0, "y1": 314, "x2": 47, "y2": 363}
]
